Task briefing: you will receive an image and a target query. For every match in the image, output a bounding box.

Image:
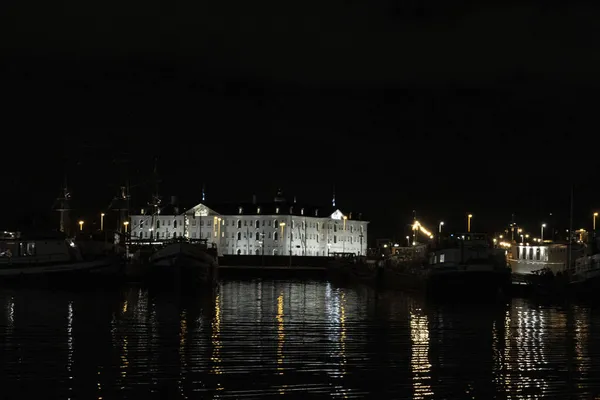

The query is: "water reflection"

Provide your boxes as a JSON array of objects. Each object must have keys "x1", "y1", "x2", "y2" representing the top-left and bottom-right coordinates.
[
  {"x1": 276, "y1": 292, "x2": 285, "y2": 375},
  {"x1": 3, "y1": 283, "x2": 600, "y2": 398},
  {"x1": 410, "y1": 305, "x2": 433, "y2": 399}
]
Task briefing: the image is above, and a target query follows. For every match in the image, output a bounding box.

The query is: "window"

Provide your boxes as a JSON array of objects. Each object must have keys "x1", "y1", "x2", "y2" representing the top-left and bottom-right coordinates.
[
  {"x1": 274, "y1": 232, "x2": 279, "y2": 241},
  {"x1": 173, "y1": 232, "x2": 177, "y2": 238},
  {"x1": 315, "y1": 209, "x2": 319, "y2": 216},
  {"x1": 237, "y1": 232, "x2": 242, "y2": 240},
  {"x1": 274, "y1": 219, "x2": 278, "y2": 227},
  {"x1": 301, "y1": 208, "x2": 304, "y2": 215},
  {"x1": 244, "y1": 220, "x2": 247, "y2": 226},
  {"x1": 255, "y1": 220, "x2": 260, "y2": 229},
  {"x1": 237, "y1": 220, "x2": 242, "y2": 229},
  {"x1": 334, "y1": 235, "x2": 337, "y2": 243},
  {"x1": 156, "y1": 220, "x2": 160, "y2": 229},
  {"x1": 440, "y1": 254, "x2": 445, "y2": 263},
  {"x1": 276, "y1": 207, "x2": 279, "y2": 214},
  {"x1": 174, "y1": 220, "x2": 177, "y2": 228},
  {"x1": 237, "y1": 249, "x2": 241, "y2": 255},
  {"x1": 257, "y1": 207, "x2": 261, "y2": 214},
  {"x1": 255, "y1": 232, "x2": 260, "y2": 240},
  {"x1": 238, "y1": 207, "x2": 243, "y2": 214},
  {"x1": 536, "y1": 248, "x2": 541, "y2": 260}
]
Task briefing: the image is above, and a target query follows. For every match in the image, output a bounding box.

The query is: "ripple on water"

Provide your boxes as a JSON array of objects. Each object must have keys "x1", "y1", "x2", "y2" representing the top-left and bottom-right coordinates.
[{"x1": 0, "y1": 281, "x2": 600, "y2": 399}]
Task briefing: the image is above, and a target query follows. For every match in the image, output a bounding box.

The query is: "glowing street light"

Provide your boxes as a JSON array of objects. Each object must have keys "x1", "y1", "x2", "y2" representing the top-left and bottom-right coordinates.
[
  {"x1": 594, "y1": 212, "x2": 598, "y2": 231},
  {"x1": 123, "y1": 221, "x2": 129, "y2": 232},
  {"x1": 279, "y1": 222, "x2": 285, "y2": 237},
  {"x1": 78, "y1": 220, "x2": 84, "y2": 231},
  {"x1": 467, "y1": 214, "x2": 473, "y2": 233},
  {"x1": 343, "y1": 215, "x2": 348, "y2": 231},
  {"x1": 100, "y1": 213, "x2": 105, "y2": 231},
  {"x1": 439, "y1": 221, "x2": 444, "y2": 233},
  {"x1": 541, "y1": 223, "x2": 546, "y2": 241},
  {"x1": 406, "y1": 235, "x2": 410, "y2": 246}
]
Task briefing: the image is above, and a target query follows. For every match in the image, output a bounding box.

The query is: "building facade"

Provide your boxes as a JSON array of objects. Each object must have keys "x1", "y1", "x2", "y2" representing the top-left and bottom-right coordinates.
[{"x1": 129, "y1": 191, "x2": 369, "y2": 256}]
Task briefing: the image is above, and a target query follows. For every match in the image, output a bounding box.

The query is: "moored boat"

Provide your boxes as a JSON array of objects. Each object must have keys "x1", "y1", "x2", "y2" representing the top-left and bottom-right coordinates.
[
  {"x1": 129, "y1": 238, "x2": 219, "y2": 288},
  {"x1": 0, "y1": 230, "x2": 121, "y2": 280}
]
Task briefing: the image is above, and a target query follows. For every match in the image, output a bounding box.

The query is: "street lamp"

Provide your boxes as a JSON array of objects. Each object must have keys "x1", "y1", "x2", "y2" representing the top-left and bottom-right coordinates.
[
  {"x1": 100, "y1": 213, "x2": 105, "y2": 231},
  {"x1": 541, "y1": 223, "x2": 546, "y2": 241},
  {"x1": 467, "y1": 214, "x2": 473, "y2": 233},
  {"x1": 406, "y1": 235, "x2": 410, "y2": 247},
  {"x1": 439, "y1": 221, "x2": 444, "y2": 233},
  {"x1": 594, "y1": 212, "x2": 598, "y2": 231},
  {"x1": 520, "y1": 234, "x2": 524, "y2": 244},
  {"x1": 78, "y1": 220, "x2": 84, "y2": 231},
  {"x1": 123, "y1": 221, "x2": 129, "y2": 233}
]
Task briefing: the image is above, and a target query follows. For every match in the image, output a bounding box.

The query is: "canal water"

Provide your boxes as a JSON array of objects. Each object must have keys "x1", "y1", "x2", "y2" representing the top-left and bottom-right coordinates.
[{"x1": 0, "y1": 280, "x2": 599, "y2": 399}]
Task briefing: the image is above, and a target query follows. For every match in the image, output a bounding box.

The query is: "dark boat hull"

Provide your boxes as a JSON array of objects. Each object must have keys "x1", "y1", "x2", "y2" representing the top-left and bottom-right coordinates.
[
  {"x1": 330, "y1": 262, "x2": 511, "y2": 300},
  {"x1": 128, "y1": 243, "x2": 218, "y2": 290}
]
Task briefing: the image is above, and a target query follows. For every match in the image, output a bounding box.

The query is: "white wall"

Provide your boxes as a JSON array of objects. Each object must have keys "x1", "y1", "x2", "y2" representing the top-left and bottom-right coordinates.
[{"x1": 130, "y1": 206, "x2": 369, "y2": 256}]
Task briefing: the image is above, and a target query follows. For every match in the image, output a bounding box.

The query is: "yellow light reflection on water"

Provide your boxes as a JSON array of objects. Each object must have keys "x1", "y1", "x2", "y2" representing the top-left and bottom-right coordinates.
[
  {"x1": 276, "y1": 293, "x2": 285, "y2": 377},
  {"x1": 410, "y1": 308, "x2": 433, "y2": 399},
  {"x1": 211, "y1": 294, "x2": 223, "y2": 379}
]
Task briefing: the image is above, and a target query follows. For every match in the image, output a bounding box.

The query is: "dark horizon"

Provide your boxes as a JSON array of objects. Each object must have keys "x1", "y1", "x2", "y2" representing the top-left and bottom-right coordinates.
[{"x1": 2, "y1": 0, "x2": 599, "y2": 241}]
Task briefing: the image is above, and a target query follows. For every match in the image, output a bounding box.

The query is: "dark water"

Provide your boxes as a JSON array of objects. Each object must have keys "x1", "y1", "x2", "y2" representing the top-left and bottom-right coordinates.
[{"x1": 1, "y1": 280, "x2": 600, "y2": 399}]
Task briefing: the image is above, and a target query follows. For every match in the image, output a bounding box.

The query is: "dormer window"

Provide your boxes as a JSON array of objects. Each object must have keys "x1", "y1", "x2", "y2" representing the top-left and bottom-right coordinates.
[
  {"x1": 289, "y1": 207, "x2": 293, "y2": 214},
  {"x1": 257, "y1": 207, "x2": 261, "y2": 214},
  {"x1": 238, "y1": 207, "x2": 243, "y2": 214},
  {"x1": 301, "y1": 208, "x2": 304, "y2": 215},
  {"x1": 315, "y1": 209, "x2": 319, "y2": 217},
  {"x1": 276, "y1": 207, "x2": 279, "y2": 214}
]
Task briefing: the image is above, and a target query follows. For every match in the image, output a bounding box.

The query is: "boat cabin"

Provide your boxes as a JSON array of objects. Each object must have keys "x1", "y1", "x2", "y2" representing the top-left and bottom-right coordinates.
[
  {"x1": 0, "y1": 231, "x2": 83, "y2": 265},
  {"x1": 429, "y1": 233, "x2": 501, "y2": 269}
]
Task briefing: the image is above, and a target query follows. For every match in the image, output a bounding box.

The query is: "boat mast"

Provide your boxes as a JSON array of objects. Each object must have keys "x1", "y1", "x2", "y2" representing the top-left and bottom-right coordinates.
[
  {"x1": 149, "y1": 158, "x2": 161, "y2": 241},
  {"x1": 567, "y1": 185, "x2": 574, "y2": 274},
  {"x1": 53, "y1": 175, "x2": 72, "y2": 236}
]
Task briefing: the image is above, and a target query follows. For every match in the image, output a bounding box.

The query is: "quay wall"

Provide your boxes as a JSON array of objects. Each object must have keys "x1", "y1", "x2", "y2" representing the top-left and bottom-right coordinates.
[{"x1": 219, "y1": 255, "x2": 331, "y2": 267}]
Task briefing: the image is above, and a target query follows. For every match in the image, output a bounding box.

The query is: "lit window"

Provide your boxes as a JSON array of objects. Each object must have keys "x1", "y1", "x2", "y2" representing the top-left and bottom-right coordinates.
[
  {"x1": 301, "y1": 208, "x2": 304, "y2": 215},
  {"x1": 440, "y1": 254, "x2": 445, "y2": 263},
  {"x1": 257, "y1": 207, "x2": 261, "y2": 214},
  {"x1": 276, "y1": 207, "x2": 279, "y2": 214},
  {"x1": 238, "y1": 207, "x2": 243, "y2": 214}
]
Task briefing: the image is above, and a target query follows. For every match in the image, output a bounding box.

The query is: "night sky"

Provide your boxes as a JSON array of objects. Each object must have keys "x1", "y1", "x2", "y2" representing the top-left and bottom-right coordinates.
[{"x1": 2, "y1": 0, "x2": 599, "y2": 241}]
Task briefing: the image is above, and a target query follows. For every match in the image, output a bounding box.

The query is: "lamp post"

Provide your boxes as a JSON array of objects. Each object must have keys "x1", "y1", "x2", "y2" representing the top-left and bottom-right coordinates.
[
  {"x1": 439, "y1": 221, "x2": 444, "y2": 233},
  {"x1": 123, "y1": 221, "x2": 129, "y2": 233},
  {"x1": 467, "y1": 214, "x2": 473, "y2": 233},
  {"x1": 541, "y1": 223, "x2": 546, "y2": 242},
  {"x1": 78, "y1": 220, "x2": 84, "y2": 231},
  {"x1": 343, "y1": 216, "x2": 347, "y2": 254},
  {"x1": 100, "y1": 213, "x2": 105, "y2": 231},
  {"x1": 594, "y1": 212, "x2": 598, "y2": 231},
  {"x1": 217, "y1": 217, "x2": 222, "y2": 255},
  {"x1": 406, "y1": 235, "x2": 410, "y2": 247},
  {"x1": 279, "y1": 222, "x2": 285, "y2": 256}
]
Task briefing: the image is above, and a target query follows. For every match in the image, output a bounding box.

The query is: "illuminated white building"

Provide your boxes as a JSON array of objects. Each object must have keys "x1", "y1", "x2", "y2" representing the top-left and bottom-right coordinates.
[
  {"x1": 129, "y1": 190, "x2": 369, "y2": 256},
  {"x1": 508, "y1": 243, "x2": 569, "y2": 277}
]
